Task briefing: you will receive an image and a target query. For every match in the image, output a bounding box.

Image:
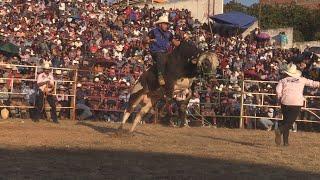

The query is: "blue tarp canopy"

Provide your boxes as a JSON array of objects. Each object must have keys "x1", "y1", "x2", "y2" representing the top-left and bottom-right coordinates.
[{"x1": 210, "y1": 11, "x2": 257, "y2": 29}]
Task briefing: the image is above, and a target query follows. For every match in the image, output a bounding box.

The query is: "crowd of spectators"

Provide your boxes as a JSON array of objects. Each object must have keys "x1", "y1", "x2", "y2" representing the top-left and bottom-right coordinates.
[{"x1": 0, "y1": 1, "x2": 319, "y2": 130}]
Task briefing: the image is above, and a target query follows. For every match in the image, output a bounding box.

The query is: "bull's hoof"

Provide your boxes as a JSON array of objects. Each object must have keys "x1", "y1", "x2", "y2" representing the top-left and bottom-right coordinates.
[
  {"x1": 168, "y1": 121, "x2": 176, "y2": 128},
  {"x1": 180, "y1": 124, "x2": 190, "y2": 128}
]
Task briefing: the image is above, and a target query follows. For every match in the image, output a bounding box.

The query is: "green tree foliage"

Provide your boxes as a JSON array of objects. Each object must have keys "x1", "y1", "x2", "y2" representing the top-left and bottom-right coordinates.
[
  {"x1": 315, "y1": 32, "x2": 320, "y2": 41},
  {"x1": 293, "y1": 30, "x2": 305, "y2": 42},
  {"x1": 224, "y1": 1, "x2": 320, "y2": 42}
]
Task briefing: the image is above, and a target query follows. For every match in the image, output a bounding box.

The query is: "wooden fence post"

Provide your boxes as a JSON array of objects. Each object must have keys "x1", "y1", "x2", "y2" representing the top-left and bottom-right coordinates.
[
  {"x1": 72, "y1": 69, "x2": 78, "y2": 120},
  {"x1": 239, "y1": 80, "x2": 245, "y2": 128}
]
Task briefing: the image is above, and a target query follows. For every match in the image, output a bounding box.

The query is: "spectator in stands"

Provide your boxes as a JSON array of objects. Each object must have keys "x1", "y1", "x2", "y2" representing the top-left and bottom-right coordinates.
[
  {"x1": 0, "y1": 79, "x2": 9, "y2": 106},
  {"x1": 56, "y1": 86, "x2": 70, "y2": 119},
  {"x1": 279, "y1": 32, "x2": 288, "y2": 49},
  {"x1": 22, "y1": 82, "x2": 36, "y2": 119}
]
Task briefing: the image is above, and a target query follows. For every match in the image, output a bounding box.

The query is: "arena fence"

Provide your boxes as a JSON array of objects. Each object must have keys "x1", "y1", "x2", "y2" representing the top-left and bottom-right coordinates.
[
  {"x1": 0, "y1": 64, "x2": 77, "y2": 120},
  {"x1": 240, "y1": 80, "x2": 320, "y2": 128},
  {"x1": 183, "y1": 78, "x2": 320, "y2": 128},
  {"x1": 1, "y1": 64, "x2": 320, "y2": 128}
]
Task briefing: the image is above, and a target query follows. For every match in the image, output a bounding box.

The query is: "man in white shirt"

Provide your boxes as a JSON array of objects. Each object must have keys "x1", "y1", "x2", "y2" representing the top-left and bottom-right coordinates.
[
  {"x1": 34, "y1": 63, "x2": 58, "y2": 123},
  {"x1": 174, "y1": 88, "x2": 192, "y2": 127}
]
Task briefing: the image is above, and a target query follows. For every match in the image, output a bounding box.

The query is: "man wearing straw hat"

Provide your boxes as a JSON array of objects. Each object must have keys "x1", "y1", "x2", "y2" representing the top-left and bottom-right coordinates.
[
  {"x1": 34, "y1": 62, "x2": 58, "y2": 123},
  {"x1": 275, "y1": 63, "x2": 320, "y2": 146},
  {"x1": 147, "y1": 14, "x2": 175, "y2": 86}
]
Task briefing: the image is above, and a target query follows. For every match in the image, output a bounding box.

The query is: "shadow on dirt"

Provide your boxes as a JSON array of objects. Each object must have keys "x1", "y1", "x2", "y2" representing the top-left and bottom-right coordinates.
[
  {"x1": 0, "y1": 147, "x2": 319, "y2": 179},
  {"x1": 76, "y1": 121, "x2": 150, "y2": 137},
  {"x1": 196, "y1": 135, "x2": 264, "y2": 147}
]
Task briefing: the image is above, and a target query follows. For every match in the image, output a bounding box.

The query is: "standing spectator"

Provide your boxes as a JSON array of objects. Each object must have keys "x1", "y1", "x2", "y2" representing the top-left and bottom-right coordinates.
[
  {"x1": 279, "y1": 32, "x2": 288, "y2": 49},
  {"x1": 275, "y1": 63, "x2": 320, "y2": 146},
  {"x1": 34, "y1": 63, "x2": 58, "y2": 123},
  {"x1": 174, "y1": 88, "x2": 191, "y2": 126}
]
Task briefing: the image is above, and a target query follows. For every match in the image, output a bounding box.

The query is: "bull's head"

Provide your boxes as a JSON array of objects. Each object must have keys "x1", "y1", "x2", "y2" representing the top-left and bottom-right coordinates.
[{"x1": 191, "y1": 51, "x2": 219, "y2": 76}]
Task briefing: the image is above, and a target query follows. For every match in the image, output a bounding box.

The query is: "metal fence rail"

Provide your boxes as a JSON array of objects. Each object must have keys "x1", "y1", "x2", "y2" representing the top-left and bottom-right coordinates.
[{"x1": 1, "y1": 64, "x2": 320, "y2": 127}]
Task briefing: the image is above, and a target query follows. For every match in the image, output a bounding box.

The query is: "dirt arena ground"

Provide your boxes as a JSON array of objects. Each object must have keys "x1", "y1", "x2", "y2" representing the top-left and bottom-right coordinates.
[{"x1": 0, "y1": 120, "x2": 319, "y2": 180}]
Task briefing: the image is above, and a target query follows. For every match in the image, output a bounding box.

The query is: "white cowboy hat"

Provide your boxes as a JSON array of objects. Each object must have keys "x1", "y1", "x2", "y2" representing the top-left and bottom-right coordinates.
[
  {"x1": 59, "y1": 86, "x2": 66, "y2": 90},
  {"x1": 55, "y1": 70, "x2": 62, "y2": 75},
  {"x1": 42, "y1": 62, "x2": 51, "y2": 70},
  {"x1": 5, "y1": 64, "x2": 11, "y2": 69},
  {"x1": 155, "y1": 15, "x2": 169, "y2": 24},
  {"x1": 1, "y1": 108, "x2": 9, "y2": 120},
  {"x1": 0, "y1": 79, "x2": 5, "y2": 84},
  {"x1": 283, "y1": 63, "x2": 301, "y2": 78},
  {"x1": 247, "y1": 93, "x2": 253, "y2": 97},
  {"x1": 76, "y1": 83, "x2": 82, "y2": 88},
  {"x1": 115, "y1": 45, "x2": 124, "y2": 52},
  {"x1": 11, "y1": 66, "x2": 18, "y2": 71}
]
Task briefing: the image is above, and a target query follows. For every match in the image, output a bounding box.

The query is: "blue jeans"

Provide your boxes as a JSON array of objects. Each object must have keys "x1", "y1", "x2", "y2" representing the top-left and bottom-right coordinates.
[
  {"x1": 259, "y1": 118, "x2": 273, "y2": 129},
  {"x1": 77, "y1": 103, "x2": 92, "y2": 120}
]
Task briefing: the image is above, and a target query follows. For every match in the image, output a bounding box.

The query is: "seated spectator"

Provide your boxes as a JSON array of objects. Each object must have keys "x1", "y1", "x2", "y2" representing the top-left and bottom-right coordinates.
[
  {"x1": 258, "y1": 107, "x2": 274, "y2": 131},
  {"x1": 76, "y1": 83, "x2": 92, "y2": 121}
]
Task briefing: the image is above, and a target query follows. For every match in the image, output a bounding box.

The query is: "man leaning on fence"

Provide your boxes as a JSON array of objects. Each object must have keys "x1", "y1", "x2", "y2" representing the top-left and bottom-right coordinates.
[{"x1": 34, "y1": 63, "x2": 58, "y2": 123}]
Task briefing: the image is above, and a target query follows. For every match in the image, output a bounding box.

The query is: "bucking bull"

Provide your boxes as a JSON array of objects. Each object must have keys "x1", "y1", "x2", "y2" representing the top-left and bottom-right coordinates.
[{"x1": 118, "y1": 41, "x2": 219, "y2": 132}]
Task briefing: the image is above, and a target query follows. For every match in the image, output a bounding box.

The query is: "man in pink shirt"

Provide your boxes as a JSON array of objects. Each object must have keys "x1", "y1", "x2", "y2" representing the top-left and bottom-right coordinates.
[{"x1": 275, "y1": 63, "x2": 320, "y2": 146}]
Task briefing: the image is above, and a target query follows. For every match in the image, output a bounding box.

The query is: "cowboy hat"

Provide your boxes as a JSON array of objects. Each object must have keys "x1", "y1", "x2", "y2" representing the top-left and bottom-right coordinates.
[
  {"x1": 76, "y1": 83, "x2": 82, "y2": 88},
  {"x1": 5, "y1": 64, "x2": 11, "y2": 69},
  {"x1": 1, "y1": 108, "x2": 9, "y2": 120},
  {"x1": 11, "y1": 66, "x2": 18, "y2": 71},
  {"x1": 55, "y1": 69, "x2": 62, "y2": 75},
  {"x1": 155, "y1": 15, "x2": 169, "y2": 24},
  {"x1": 283, "y1": 63, "x2": 301, "y2": 78},
  {"x1": 247, "y1": 93, "x2": 253, "y2": 97},
  {"x1": 42, "y1": 62, "x2": 51, "y2": 70},
  {"x1": 0, "y1": 79, "x2": 5, "y2": 84},
  {"x1": 115, "y1": 45, "x2": 124, "y2": 52},
  {"x1": 59, "y1": 86, "x2": 67, "y2": 90}
]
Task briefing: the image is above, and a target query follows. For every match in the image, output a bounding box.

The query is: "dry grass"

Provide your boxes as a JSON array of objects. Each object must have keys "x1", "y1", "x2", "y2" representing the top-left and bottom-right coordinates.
[{"x1": 0, "y1": 120, "x2": 319, "y2": 179}]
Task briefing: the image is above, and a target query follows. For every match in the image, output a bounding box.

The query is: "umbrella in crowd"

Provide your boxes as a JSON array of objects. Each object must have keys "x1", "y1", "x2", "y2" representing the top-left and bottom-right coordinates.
[
  {"x1": 0, "y1": 42, "x2": 19, "y2": 55},
  {"x1": 256, "y1": 32, "x2": 270, "y2": 40},
  {"x1": 308, "y1": 46, "x2": 320, "y2": 55}
]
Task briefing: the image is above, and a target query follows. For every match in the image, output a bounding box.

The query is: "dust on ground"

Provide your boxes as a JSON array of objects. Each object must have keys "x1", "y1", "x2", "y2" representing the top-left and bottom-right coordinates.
[{"x1": 0, "y1": 120, "x2": 319, "y2": 179}]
